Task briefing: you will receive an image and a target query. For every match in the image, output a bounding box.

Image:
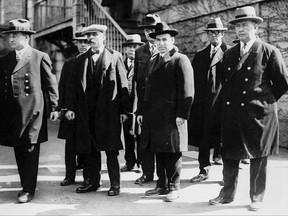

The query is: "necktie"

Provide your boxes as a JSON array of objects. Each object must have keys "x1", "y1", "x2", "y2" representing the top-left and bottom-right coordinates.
[
  {"x1": 211, "y1": 47, "x2": 217, "y2": 59},
  {"x1": 16, "y1": 52, "x2": 20, "y2": 62},
  {"x1": 240, "y1": 43, "x2": 247, "y2": 57},
  {"x1": 91, "y1": 49, "x2": 100, "y2": 54},
  {"x1": 150, "y1": 45, "x2": 156, "y2": 55}
]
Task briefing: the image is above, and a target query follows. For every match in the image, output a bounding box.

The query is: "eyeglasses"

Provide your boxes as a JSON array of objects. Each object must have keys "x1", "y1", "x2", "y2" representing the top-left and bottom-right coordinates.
[{"x1": 208, "y1": 31, "x2": 222, "y2": 35}]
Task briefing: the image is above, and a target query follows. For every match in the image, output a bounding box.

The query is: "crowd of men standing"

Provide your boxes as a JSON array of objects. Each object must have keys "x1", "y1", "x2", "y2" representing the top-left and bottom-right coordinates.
[{"x1": 0, "y1": 5, "x2": 288, "y2": 212}]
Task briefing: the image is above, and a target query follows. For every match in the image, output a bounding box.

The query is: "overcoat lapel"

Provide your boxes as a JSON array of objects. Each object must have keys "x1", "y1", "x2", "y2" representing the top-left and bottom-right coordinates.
[
  {"x1": 13, "y1": 46, "x2": 32, "y2": 74},
  {"x1": 210, "y1": 47, "x2": 224, "y2": 67},
  {"x1": 81, "y1": 56, "x2": 89, "y2": 91},
  {"x1": 150, "y1": 48, "x2": 177, "y2": 74}
]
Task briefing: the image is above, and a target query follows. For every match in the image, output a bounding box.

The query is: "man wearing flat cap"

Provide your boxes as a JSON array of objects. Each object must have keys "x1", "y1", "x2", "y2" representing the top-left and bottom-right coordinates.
[
  {"x1": 0, "y1": 18, "x2": 59, "y2": 203},
  {"x1": 188, "y1": 17, "x2": 229, "y2": 184},
  {"x1": 57, "y1": 30, "x2": 90, "y2": 187},
  {"x1": 208, "y1": 6, "x2": 288, "y2": 211},
  {"x1": 134, "y1": 13, "x2": 161, "y2": 185},
  {"x1": 65, "y1": 24, "x2": 129, "y2": 196},
  {"x1": 120, "y1": 34, "x2": 144, "y2": 172},
  {"x1": 139, "y1": 22, "x2": 194, "y2": 202}
]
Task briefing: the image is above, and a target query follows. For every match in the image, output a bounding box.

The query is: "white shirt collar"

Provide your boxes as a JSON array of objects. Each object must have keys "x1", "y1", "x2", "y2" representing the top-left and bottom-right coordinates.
[
  {"x1": 211, "y1": 43, "x2": 221, "y2": 53},
  {"x1": 241, "y1": 37, "x2": 256, "y2": 51},
  {"x1": 15, "y1": 45, "x2": 29, "y2": 58}
]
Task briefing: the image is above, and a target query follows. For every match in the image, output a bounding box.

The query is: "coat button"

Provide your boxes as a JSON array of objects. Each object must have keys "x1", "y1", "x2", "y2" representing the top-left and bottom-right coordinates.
[
  {"x1": 241, "y1": 103, "x2": 245, "y2": 106},
  {"x1": 226, "y1": 101, "x2": 230, "y2": 105},
  {"x1": 25, "y1": 93, "x2": 29, "y2": 96},
  {"x1": 25, "y1": 73, "x2": 29, "y2": 76},
  {"x1": 25, "y1": 86, "x2": 29, "y2": 89},
  {"x1": 243, "y1": 91, "x2": 246, "y2": 94},
  {"x1": 25, "y1": 80, "x2": 28, "y2": 83},
  {"x1": 244, "y1": 78, "x2": 248, "y2": 82},
  {"x1": 225, "y1": 79, "x2": 228, "y2": 82},
  {"x1": 247, "y1": 67, "x2": 251, "y2": 70},
  {"x1": 228, "y1": 67, "x2": 231, "y2": 71}
]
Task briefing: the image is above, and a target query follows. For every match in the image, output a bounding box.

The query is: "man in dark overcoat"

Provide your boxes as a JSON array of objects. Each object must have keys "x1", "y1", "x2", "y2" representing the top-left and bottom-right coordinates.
[
  {"x1": 134, "y1": 13, "x2": 161, "y2": 184},
  {"x1": 209, "y1": 6, "x2": 288, "y2": 211},
  {"x1": 140, "y1": 22, "x2": 194, "y2": 202},
  {"x1": 120, "y1": 34, "x2": 144, "y2": 172},
  {"x1": 0, "y1": 19, "x2": 59, "y2": 203},
  {"x1": 57, "y1": 31, "x2": 90, "y2": 186},
  {"x1": 65, "y1": 24, "x2": 129, "y2": 196},
  {"x1": 188, "y1": 17, "x2": 229, "y2": 183}
]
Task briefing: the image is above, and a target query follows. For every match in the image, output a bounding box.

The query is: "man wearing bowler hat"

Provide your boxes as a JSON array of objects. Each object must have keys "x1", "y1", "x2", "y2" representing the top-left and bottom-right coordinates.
[
  {"x1": 188, "y1": 17, "x2": 229, "y2": 183},
  {"x1": 134, "y1": 13, "x2": 162, "y2": 185},
  {"x1": 65, "y1": 24, "x2": 129, "y2": 196},
  {"x1": 208, "y1": 6, "x2": 288, "y2": 211},
  {"x1": 120, "y1": 34, "x2": 144, "y2": 172},
  {"x1": 58, "y1": 29, "x2": 90, "y2": 187},
  {"x1": 140, "y1": 22, "x2": 194, "y2": 202},
  {"x1": 0, "y1": 19, "x2": 59, "y2": 203}
]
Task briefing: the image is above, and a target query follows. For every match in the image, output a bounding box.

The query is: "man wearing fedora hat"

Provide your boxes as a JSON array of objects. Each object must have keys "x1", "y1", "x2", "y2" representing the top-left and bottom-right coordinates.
[
  {"x1": 57, "y1": 30, "x2": 90, "y2": 187},
  {"x1": 208, "y1": 6, "x2": 288, "y2": 211},
  {"x1": 134, "y1": 13, "x2": 162, "y2": 185},
  {"x1": 120, "y1": 34, "x2": 144, "y2": 172},
  {"x1": 65, "y1": 24, "x2": 129, "y2": 196},
  {"x1": 139, "y1": 21, "x2": 194, "y2": 202},
  {"x1": 188, "y1": 17, "x2": 229, "y2": 183},
  {"x1": 0, "y1": 18, "x2": 59, "y2": 203}
]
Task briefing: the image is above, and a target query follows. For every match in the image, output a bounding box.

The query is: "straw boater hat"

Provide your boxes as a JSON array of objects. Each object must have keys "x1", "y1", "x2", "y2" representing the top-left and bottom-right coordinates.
[
  {"x1": 122, "y1": 34, "x2": 144, "y2": 47},
  {"x1": 140, "y1": 14, "x2": 161, "y2": 29},
  {"x1": 3, "y1": 19, "x2": 36, "y2": 35},
  {"x1": 82, "y1": 24, "x2": 108, "y2": 34},
  {"x1": 203, "y1": 17, "x2": 227, "y2": 31},
  {"x1": 229, "y1": 6, "x2": 263, "y2": 24},
  {"x1": 149, "y1": 22, "x2": 178, "y2": 39}
]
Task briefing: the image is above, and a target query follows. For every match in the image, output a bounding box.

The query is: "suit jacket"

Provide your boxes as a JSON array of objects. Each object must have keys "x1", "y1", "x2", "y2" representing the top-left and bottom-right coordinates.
[
  {"x1": 134, "y1": 42, "x2": 157, "y2": 116},
  {"x1": 140, "y1": 48, "x2": 194, "y2": 153},
  {"x1": 0, "y1": 45, "x2": 58, "y2": 146},
  {"x1": 66, "y1": 48, "x2": 129, "y2": 154},
  {"x1": 188, "y1": 42, "x2": 229, "y2": 147},
  {"x1": 221, "y1": 38, "x2": 288, "y2": 159},
  {"x1": 57, "y1": 54, "x2": 78, "y2": 140}
]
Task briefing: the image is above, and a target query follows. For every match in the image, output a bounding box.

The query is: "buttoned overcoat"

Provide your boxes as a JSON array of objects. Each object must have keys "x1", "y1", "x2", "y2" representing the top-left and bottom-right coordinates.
[
  {"x1": 188, "y1": 43, "x2": 229, "y2": 147},
  {"x1": 0, "y1": 46, "x2": 58, "y2": 147},
  {"x1": 221, "y1": 39, "x2": 288, "y2": 159},
  {"x1": 66, "y1": 48, "x2": 129, "y2": 154},
  {"x1": 140, "y1": 48, "x2": 194, "y2": 152}
]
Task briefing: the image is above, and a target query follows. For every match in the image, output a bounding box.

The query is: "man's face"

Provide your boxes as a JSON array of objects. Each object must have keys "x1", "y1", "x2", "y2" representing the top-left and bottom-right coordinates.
[
  {"x1": 144, "y1": 28, "x2": 155, "y2": 42},
  {"x1": 86, "y1": 31, "x2": 105, "y2": 49},
  {"x1": 155, "y1": 33, "x2": 174, "y2": 54},
  {"x1": 76, "y1": 40, "x2": 90, "y2": 54},
  {"x1": 235, "y1": 20, "x2": 258, "y2": 43},
  {"x1": 8, "y1": 32, "x2": 29, "y2": 50},
  {"x1": 207, "y1": 30, "x2": 224, "y2": 47},
  {"x1": 125, "y1": 44, "x2": 140, "y2": 60}
]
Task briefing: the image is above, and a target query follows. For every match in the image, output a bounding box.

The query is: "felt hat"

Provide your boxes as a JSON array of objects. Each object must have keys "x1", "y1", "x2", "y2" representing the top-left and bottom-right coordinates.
[
  {"x1": 122, "y1": 34, "x2": 144, "y2": 47},
  {"x1": 3, "y1": 19, "x2": 36, "y2": 34},
  {"x1": 149, "y1": 22, "x2": 178, "y2": 39},
  {"x1": 203, "y1": 17, "x2": 227, "y2": 31},
  {"x1": 229, "y1": 6, "x2": 263, "y2": 24},
  {"x1": 140, "y1": 14, "x2": 161, "y2": 29}
]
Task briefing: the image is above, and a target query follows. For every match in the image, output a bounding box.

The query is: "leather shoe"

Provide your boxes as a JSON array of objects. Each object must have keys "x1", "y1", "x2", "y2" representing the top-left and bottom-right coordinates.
[
  {"x1": 120, "y1": 165, "x2": 134, "y2": 172},
  {"x1": 209, "y1": 195, "x2": 233, "y2": 205},
  {"x1": 190, "y1": 174, "x2": 208, "y2": 183},
  {"x1": 145, "y1": 187, "x2": 169, "y2": 196},
  {"x1": 249, "y1": 201, "x2": 262, "y2": 211},
  {"x1": 18, "y1": 192, "x2": 34, "y2": 203},
  {"x1": 76, "y1": 184, "x2": 100, "y2": 193},
  {"x1": 60, "y1": 178, "x2": 75, "y2": 186},
  {"x1": 219, "y1": 179, "x2": 224, "y2": 186},
  {"x1": 135, "y1": 175, "x2": 153, "y2": 184},
  {"x1": 108, "y1": 186, "x2": 120, "y2": 196},
  {"x1": 165, "y1": 190, "x2": 179, "y2": 202}
]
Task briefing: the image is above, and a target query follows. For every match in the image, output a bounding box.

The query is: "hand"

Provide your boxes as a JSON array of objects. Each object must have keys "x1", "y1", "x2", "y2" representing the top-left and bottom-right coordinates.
[
  {"x1": 50, "y1": 111, "x2": 59, "y2": 121},
  {"x1": 65, "y1": 110, "x2": 75, "y2": 120},
  {"x1": 137, "y1": 115, "x2": 143, "y2": 125},
  {"x1": 120, "y1": 114, "x2": 128, "y2": 123},
  {"x1": 176, "y1": 117, "x2": 185, "y2": 126}
]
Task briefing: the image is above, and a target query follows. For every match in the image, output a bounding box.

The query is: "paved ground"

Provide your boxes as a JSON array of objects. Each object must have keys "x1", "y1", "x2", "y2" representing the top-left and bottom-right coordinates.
[{"x1": 0, "y1": 121, "x2": 288, "y2": 215}]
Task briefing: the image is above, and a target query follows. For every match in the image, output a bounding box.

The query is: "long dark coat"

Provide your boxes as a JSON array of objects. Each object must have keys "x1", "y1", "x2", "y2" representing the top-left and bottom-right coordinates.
[
  {"x1": 0, "y1": 46, "x2": 58, "y2": 146},
  {"x1": 57, "y1": 54, "x2": 77, "y2": 140},
  {"x1": 221, "y1": 39, "x2": 288, "y2": 159},
  {"x1": 66, "y1": 48, "x2": 129, "y2": 154},
  {"x1": 140, "y1": 48, "x2": 194, "y2": 153},
  {"x1": 188, "y1": 42, "x2": 229, "y2": 147}
]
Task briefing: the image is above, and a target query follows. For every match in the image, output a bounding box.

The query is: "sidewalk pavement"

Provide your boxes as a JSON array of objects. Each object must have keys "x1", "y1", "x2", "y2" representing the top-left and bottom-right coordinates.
[{"x1": 0, "y1": 121, "x2": 288, "y2": 215}]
